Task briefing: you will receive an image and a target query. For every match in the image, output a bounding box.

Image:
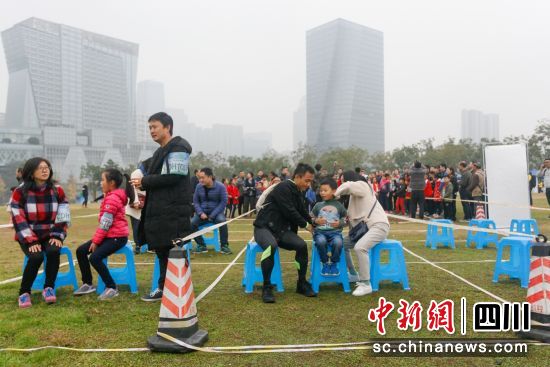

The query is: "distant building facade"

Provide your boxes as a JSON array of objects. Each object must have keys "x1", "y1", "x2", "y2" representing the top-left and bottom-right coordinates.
[
  {"x1": 306, "y1": 18, "x2": 384, "y2": 153},
  {"x1": 461, "y1": 109, "x2": 500, "y2": 143}
]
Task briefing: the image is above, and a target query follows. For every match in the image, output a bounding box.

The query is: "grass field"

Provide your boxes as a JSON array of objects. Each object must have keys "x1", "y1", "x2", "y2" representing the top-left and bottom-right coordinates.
[{"x1": 0, "y1": 194, "x2": 549, "y2": 366}]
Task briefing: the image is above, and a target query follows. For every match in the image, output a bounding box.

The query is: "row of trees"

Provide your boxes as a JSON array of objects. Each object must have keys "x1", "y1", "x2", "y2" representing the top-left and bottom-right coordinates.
[{"x1": 0, "y1": 121, "x2": 547, "y2": 203}]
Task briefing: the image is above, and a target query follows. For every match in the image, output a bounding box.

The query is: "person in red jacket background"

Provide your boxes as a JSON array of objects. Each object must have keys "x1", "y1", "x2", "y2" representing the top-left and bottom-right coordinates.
[
  {"x1": 74, "y1": 169, "x2": 133, "y2": 300},
  {"x1": 226, "y1": 177, "x2": 239, "y2": 218}
]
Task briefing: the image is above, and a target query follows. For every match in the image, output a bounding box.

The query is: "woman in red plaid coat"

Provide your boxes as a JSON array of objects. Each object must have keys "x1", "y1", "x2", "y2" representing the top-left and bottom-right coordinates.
[{"x1": 10, "y1": 157, "x2": 69, "y2": 308}]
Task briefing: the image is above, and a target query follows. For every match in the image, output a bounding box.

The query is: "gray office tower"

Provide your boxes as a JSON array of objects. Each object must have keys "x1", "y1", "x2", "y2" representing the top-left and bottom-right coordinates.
[
  {"x1": 306, "y1": 19, "x2": 384, "y2": 152},
  {"x1": 2, "y1": 17, "x2": 138, "y2": 142}
]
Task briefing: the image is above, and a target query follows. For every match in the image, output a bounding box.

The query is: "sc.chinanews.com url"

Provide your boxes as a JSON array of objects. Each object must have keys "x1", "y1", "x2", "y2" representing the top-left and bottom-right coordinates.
[{"x1": 370, "y1": 339, "x2": 528, "y2": 357}]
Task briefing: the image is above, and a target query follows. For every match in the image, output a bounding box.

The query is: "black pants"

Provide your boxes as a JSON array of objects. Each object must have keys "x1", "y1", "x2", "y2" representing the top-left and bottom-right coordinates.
[
  {"x1": 19, "y1": 240, "x2": 60, "y2": 295},
  {"x1": 76, "y1": 237, "x2": 127, "y2": 289},
  {"x1": 238, "y1": 195, "x2": 244, "y2": 215},
  {"x1": 460, "y1": 190, "x2": 472, "y2": 220},
  {"x1": 443, "y1": 201, "x2": 453, "y2": 220},
  {"x1": 410, "y1": 190, "x2": 425, "y2": 219},
  {"x1": 254, "y1": 227, "x2": 308, "y2": 286},
  {"x1": 155, "y1": 247, "x2": 174, "y2": 290},
  {"x1": 546, "y1": 188, "x2": 550, "y2": 207},
  {"x1": 130, "y1": 216, "x2": 141, "y2": 248}
]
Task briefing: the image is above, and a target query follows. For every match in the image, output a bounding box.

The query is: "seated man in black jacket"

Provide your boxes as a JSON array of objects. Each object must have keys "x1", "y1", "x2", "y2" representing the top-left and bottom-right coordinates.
[{"x1": 253, "y1": 163, "x2": 316, "y2": 303}]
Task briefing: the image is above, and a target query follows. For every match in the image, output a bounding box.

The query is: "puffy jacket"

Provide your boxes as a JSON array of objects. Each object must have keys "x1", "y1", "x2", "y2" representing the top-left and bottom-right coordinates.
[
  {"x1": 334, "y1": 181, "x2": 390, "y2": 229},
  {"x1": 227, "y1": 185, "x2": 239, "y2": 205},
  {"x1": 409, "y1": 166, "x2": 427, "y2": 191},
  {"x1": 193, "y1": 181, "x2": 228, "y2": 219},
  {"x1": 93, "y1": 189, "x2": 129, "y2": 245},
  {"x1": 138, "y1": 136, "x2": 193, "y2": 250},
  {"x1": 433, "y1": 179, "x2": 442, "y2": 202},
  {"x1": 254, "y1": 180, "x2": 312, "y2": 236},
  {"x1": 424, "y1": 180, "x2": 434, "y2": 197}
]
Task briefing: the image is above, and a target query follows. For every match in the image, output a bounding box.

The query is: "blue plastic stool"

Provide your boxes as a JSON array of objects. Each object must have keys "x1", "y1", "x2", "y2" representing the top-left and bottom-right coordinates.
[
  {"x1": 466, "y1": 219, "x2": 499, "y2": 249},
  {"x1": 196, "y1": 223, "x2": 221, "y2": 252},
  {"x1": 309, "y1": 242, "x2": 350, "y2": 293},
  {"x1": 242, "y1": 241, "x2": 284, "y2": 293},
  {"x1": 97, "y1": 243, "x2": 138, "y2": 294},
  {"x1": 139, "y1": 244, "x2": 149, "y2": 254},
  {"x1": 493, "y1": 236, "x2": 532, "y2": 288},
  {"x1": 22, "y1": 246, "x2": 78, "y2": 291},
  {"x1": 369, "y1": 239, "x2": 410, "y2": 291},
  {"x1": 425, "y1": 219, "x2": 455, "y2": 249},
  {"x1": 151, "y1": 243, "x2": 192, "y2": 292},
  {"x1": 510, "y1": 219, "x2": 539, "y2": 236}
]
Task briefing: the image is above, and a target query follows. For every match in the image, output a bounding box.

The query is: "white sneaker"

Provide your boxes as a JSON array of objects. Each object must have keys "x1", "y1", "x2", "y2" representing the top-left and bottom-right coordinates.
[{"x1": 352, "y1": 282, "x2": 372, "y2": 296}]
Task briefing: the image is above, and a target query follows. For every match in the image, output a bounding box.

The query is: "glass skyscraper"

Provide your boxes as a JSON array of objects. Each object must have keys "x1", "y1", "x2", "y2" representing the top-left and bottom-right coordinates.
[
  {"x1": 2, "y1": 17, "x2": 138, "y2": 143},
  {"x1": 306, "y1": 18, "x2": 384, "y2": 153}
]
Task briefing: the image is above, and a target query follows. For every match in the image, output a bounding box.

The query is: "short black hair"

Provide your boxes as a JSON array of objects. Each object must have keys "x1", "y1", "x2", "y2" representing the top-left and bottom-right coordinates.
[
  {"x1": 320, "y1": 178, "x2": 337, "y2": 190},
  {"x1": 293, "y1": 163, "x2": 315, "y2": 178},
  {"x1": 314, "y1": 163, "x2": 322, "y2": 172},
  {"x1": 148, "y1": 112, "x2": 173, "y2": 135},
  {"x1": 440, "y1": 163, "x2": 447, "y2": 169},
  {"x1": 414, "y1": 161, "x2": 421, "y2": 168},
  {"x1": 200, "y1": 167, "x2": 214, "y2": 177},
  {"x1": 458, "y1": 161, "x2": 467, "y2": 168}
]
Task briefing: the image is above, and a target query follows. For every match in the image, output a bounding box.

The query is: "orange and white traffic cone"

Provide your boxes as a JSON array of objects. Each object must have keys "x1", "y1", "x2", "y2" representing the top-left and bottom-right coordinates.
[
  {"x1": 475, "y1": 204, "x2": 486, "y2": 219},
  {"x1": 148, "y1": 247, "x2": 208, "y2": 353},
  {"x1": 519, "y1": 235, "x2": 550, "y2": 343}
]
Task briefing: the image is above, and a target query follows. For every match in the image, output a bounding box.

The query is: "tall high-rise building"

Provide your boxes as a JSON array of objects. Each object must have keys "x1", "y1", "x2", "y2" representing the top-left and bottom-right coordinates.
[
  {"x1": 2, "y1": 17, "x2": 138, "y2": 143},
  {"x1": 293, "y1": 96, "x2": 306, "y2": 149},
  {"x1": 306, "y1": 18, "x2": 384, "y2": 153},
  {"x1": 461, "y1": 109, "x2": 500, "y2": 143}
]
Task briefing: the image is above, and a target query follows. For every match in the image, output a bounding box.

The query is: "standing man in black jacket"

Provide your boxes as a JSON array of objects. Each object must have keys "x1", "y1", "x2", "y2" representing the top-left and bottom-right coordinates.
[
  {"x1": 253, "y1": 163, "x2": 317, "y2": 303},
  {"x1": 132, "y1": 112, "x2": 193, "y2": 302}
]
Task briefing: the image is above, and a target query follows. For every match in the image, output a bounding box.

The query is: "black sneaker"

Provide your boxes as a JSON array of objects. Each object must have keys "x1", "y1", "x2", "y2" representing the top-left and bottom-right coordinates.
[
  {"x1": 262, "y1": 285, "x2": 275, "y2": 303},
  {"x1": 220, "y1": 245, "x2": 232, "y2": 255},
  {"x1": 141, "y1": 288, "x2": 163, "y2": 302},
  {"x1": 193, "y1": 245, "x2": 208, "y2": 254},
  {"x1": 296, "y1": 280, "x2": 317, "y2": 297}
]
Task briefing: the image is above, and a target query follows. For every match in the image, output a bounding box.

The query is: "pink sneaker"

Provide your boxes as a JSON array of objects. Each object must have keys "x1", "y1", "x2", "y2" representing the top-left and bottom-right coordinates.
[
  {"x1": 42, "y1": 287, "x2": 57, "y2": 304},
  {"x1": 18, "y1": 293, "x2": 32, "y2": 308}
]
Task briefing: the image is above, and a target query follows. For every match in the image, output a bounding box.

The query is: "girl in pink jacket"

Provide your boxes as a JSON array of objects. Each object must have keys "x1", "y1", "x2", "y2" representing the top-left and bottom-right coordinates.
[{"x1": 74, "y1": 169, "x2": 133, "y2": 300}]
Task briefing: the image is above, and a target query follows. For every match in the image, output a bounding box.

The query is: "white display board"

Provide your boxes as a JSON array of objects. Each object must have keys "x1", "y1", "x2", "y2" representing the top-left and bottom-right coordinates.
[{"x1": 484, "y1": 144, "x2": 531, "y2": 228}]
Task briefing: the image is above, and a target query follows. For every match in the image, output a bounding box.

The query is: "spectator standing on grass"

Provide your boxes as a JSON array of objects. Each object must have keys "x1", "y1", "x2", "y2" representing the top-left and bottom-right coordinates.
[
  {"x1": 74, "y1": 169, "x2": 133, "y2": 300},
  {"x1": 458, "y1": 161, "x2": 473, "y2": 221},
  {"x1": 280, "y1": 166, "x2": 290, "y2": 181},
  {"x1": 447, "y1": 167, "x2": 458, "y2": 221},
  {"x1": 227, "y1": 177, "x2": 239, "y2": 219},
  {"x1": 191, "y1": 167, "x2": 232, "y2": 255},
  {"x1": 10, "y1": 157, "x2": 69, "y2": 308},
  {"x1": 81, "y1": 184, "x2": 89, "y2": 208},
  {"x1": 253, "y1": 163, "x2": 317, "y2": 303},
  {"x1": 538, "y1": 158, "x2": 550, "y2": 216},
  {"x1": 409, "y1": 161, "x2": 427, "y2": 219},
  {"x1": 243, "y1": 172, "x2": 256, "y2": 216},
  {"x1": 441, "y1": 175, "x2": 454, "y2": 220},
  {"x1": 133, "y1": 112, "x2": 193, "y2": 302},
  {"x1": 236, "y1": 171, "x2": 246, "y2": 215},
  {"x1": 468, "y1": 162, "x2": 485, "y2": 210}
]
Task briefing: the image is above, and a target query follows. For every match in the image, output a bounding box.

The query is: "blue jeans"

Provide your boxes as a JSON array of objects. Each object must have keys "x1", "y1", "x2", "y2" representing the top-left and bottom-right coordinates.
[
  {"x1": 191, "y1": 213, "x2": 229, "y2": 246},
  {"x1": 313, "y1": 230, "x2": 343, "y2": 263}
]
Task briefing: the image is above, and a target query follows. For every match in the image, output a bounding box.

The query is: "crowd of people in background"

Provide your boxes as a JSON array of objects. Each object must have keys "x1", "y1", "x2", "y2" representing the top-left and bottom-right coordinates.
[{"x1": 210, "y1": 160, "x2": 490, "y2": 223}]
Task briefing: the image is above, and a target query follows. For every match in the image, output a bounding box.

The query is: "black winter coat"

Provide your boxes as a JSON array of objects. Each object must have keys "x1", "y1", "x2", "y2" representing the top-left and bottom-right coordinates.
[
  {"x1": 253, "y1": 180, "x2": 312, "y2": 237},
  {"x1": 138, "y1": 136, "x2": 193, "y2": 250}
]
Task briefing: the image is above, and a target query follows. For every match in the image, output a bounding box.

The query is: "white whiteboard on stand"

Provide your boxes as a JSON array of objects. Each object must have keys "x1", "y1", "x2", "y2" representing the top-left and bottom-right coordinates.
[{"x1": 484, "y1": 144, "x2": 531, "y2": 228}]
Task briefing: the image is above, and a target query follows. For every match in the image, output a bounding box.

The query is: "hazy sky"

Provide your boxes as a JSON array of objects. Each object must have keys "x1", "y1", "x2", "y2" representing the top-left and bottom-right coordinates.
[{"x1": 1, "y1": 0, "x2": 549, "y2": 152}]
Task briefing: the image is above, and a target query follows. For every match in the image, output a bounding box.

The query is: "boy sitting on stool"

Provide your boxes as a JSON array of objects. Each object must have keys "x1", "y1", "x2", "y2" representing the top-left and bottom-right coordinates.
[{"x1": 311, "y1": 178, "x2": 347, "y2": 276}]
